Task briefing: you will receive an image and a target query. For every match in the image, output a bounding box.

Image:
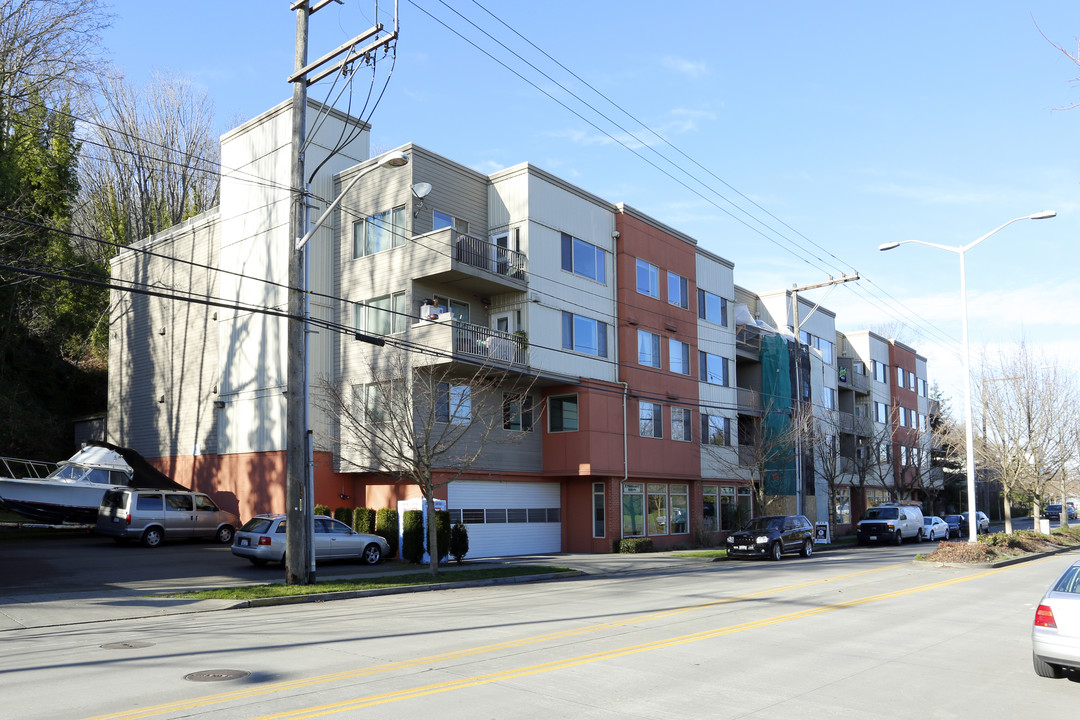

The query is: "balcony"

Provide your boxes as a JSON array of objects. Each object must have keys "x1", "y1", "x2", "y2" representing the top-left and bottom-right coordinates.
[
  {"x1": 409, "y1": 319, "x2": 528, "y2": 370},
  {"x1": 736, "y1": 326, "x2": 762, "y2": 358},
  {"x1": 837, "y1": 357, "x2": 869, "y2": 394},
  {"x1": 736, "y1": 387, "x2": 763, "y2": 415},
  {"x1": 412, "y1": 228, "x2": 528, "y2": 296}
]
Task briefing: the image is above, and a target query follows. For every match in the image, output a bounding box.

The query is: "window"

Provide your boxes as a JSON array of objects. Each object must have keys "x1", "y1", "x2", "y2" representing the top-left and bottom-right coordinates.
[
  {"x1": 835, "y1": 488, "x2": 851, "y2": 524},
  {"x1": 436, "y1": 383, "x2": 471, "y2": 425},
  {"x1": 354, "y1": 206, "x2": 406, "y2": 258},
  {"x1": 548, "y1": 395, "x2": 578, "y2": 432},
  {"x1": 432, "y1": 295, "x2": 470, "y2": 323},
  {"x1": 702, "y1": 485, "x2": 719, "y2": 533},
  {"x1": 355, "y1": 291, "x2": 406, "y2": 337},
  {"x1": 898, "y1": 407, "x2": 907, "y2": 427},
  {"x1": 636, "y1": 258, "x2": 659, "y2": 298},
  {"x1": 622, "y1": 482, "x2": 645, "y2": 537},
  {"x1": 823, "y1": 386, "x2": 836, "y2": 410},
  {"x1": 593, "y1": 482, "x2": 605, "y2": 538},
  {"x1": 917, "y1": 377, "x2": 928, "y2": 397},
  {"x1": 647, "y1": 483, "x2": 668, "y2": 535},
  {"x1": 638, "y1": 329, "x2": 661, "y2": 368},
  {"x1": 799, "y1": 331, "x2": 834, "y2": 365},
  {"x1": 918, "y1": 413, "x2": 927, "y2": 432},
  {"x1": 433, "y1": 210, "x2": 468, "y2": 234},
  {"x1": 699, "y1": 351, "x2": 730, "y2": 386},
  {"x1": 697, "y1": 289, "x2": 728, "y2": 326},
  {"x1": 562, "y1": 312, "x2": 608, "y2": 357},
  {"x1": 639, "y1": 401, "x2": 662, "y2": 438},
  {"x1": 873, "y1": 361, "x2": 888, "y2": 383},
  {"x1": 354, "y1": 382, "x2": 393, "y2": 425},
  {"x1": 670, "y1": 484, "x2": 688, "y2": 534},
  {"x1": 874, "y1": 401, "x2": 889, "y2": 424},
  {"x1": 503, "y1": 394, "x2": 533, "y2": 431},
  {"x1": 909, "y1": 374, "x2": 917, "y2": 392},
  {"x1": 672, "y1": 407, "x2": 692, "y2": 442},
  {"x1": 896, "y1": 367, "x2": 905, "y2": 387},
  {"x1": 667, "y1": 271, "x2": 688, "y2": 309},
  {"x1": 560, "y1": 233, "x2": 605, "y2": 283},
  {"x1": 669, "y1": 339, "x2": 690, "y2": 375},
  {"x1": 701, "y1": 413, "x2": 731, "y2": 446}
]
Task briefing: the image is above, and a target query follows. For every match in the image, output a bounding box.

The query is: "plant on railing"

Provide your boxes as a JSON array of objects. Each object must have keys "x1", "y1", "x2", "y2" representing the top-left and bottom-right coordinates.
[{"x1": 513, "y1": 330, "x2": 528, "y2": 349}]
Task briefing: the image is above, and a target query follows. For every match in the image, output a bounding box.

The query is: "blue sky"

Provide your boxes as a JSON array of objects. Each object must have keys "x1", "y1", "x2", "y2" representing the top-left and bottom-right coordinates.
[{"x1": 99, "y1": 1, "x2": 1080, "y2": 410}]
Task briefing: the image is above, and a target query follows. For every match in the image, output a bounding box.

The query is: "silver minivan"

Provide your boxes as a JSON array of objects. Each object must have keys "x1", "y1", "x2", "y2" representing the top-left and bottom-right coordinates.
[{"x1": 95, "y1": 488, "x2": 239, "y2": 547}]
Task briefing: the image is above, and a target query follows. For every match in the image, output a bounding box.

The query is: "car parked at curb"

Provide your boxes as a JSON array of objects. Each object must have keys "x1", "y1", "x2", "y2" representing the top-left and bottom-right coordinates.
[
  {"x1": 962, "y1": 511, "x2": 991, "y2": 534},
  {"x1": 231, "y1": 514, "x2": 390, "y2": 566},
  {"x1": 943, "y1": 514, "x2": 965, "y2": 537},
  {"x1": 94, "y1": 488, "x2": 239, "y2": 548},
  {"x1": 1033, "y1": 558, "x2": 1080, "y2": 678},
  {"x1": 856, "y1": 503, "x2": 924, "y2": 545},
  {"x1": 923, "y1": 515, "x2": 951, "y2": 541},
  {"x1": 1046, "y1": 504, "x2": 1077, "y2": 521},
  {"x1": 726, "y1": 515, "x2": 814, "y2": 561}
]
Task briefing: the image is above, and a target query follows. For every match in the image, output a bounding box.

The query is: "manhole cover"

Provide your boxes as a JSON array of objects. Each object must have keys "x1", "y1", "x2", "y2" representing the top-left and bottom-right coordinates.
[
  {"x1": 100, "y1": 641, "x2": 155, "y2": 650},
  {"x1": 184, "y1": 669, "x2": 251, "y2": 682}
]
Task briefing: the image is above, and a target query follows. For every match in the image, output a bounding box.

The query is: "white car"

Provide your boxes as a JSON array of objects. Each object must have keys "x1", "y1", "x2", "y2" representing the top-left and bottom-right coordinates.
[
  {"x1": 1033, "y1": 559, "x2": 1080, "y2": 678},
  {"x1": 923, "y1": 515, "x2": 951, "y2": 541},
  {"x1": 962, "y1": 511, "x2": 991, "y2": 534}
]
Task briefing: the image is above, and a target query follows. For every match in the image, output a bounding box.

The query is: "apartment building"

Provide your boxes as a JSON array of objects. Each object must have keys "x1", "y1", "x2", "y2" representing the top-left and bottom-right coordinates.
[{"x1": 108, "y1": 100, "x2": 930, "y2": 555}]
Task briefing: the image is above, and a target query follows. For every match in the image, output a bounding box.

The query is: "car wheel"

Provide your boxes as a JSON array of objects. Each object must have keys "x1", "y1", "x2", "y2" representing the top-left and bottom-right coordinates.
[
  {"x1": 800, "y1": 539, "x2": 813, "y2": 558},
  {"x1": 361, "y1": 543, "x2": 383, "y2": 565},
  {"x1": 770, "y1": 541, "x2": 783, "y2": 561},
  {"x1": 248, "y1": 558, "x2": 267, "y2": 567},
  {"x1": 894, "y1": 530, "x2": 904, "y2": 546},
  {"x1": 928, "y1": 529, "x2": 935, "y2": 542},
  {"x1": 216, "y1": 525, "x2": 234, "y2": 544},
  {"x1": 141, "y1": 527, "x2": 163, "y2": 548},
  {"x1": 944, "y1": 528, "x2": 950, "y2": 540},
  {"x1": 1034, "y1": 653, "x2": 1065, "y2": 679}
]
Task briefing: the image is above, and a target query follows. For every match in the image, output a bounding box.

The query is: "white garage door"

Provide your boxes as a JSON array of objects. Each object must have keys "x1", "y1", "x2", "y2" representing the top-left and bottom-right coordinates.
[{"x1": 448, "y1": 480, "x2": 561, "y2": 558}]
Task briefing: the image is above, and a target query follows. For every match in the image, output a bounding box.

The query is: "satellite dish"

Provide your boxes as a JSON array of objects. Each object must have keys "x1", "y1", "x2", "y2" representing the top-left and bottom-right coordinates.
[{"x1": 412, "y1": 182, "x2": 432, "y2": 199}]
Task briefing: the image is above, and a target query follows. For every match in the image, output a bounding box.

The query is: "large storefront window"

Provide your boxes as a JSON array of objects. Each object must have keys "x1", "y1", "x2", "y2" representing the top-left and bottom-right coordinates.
[
  {"x1": 835, "y1": 488, "x2": 851, "y2": 525},
  {"x1": 647, "y1": 484, "x2": 667, "y2": 535},
  {"x1": 720, "y1": 486, "x2": 753, "y2": 531},
  {"x1": 623, "y1": 482, "x2": 689, "y2": 537},
  {"x1": 593, "y1": 482, "x2": 605, "y2": 538},
  {"x1": 703, "y1": 485, "x2": 719, "y2": 533},
  {"x1": 622, "y1": 482, "x2": 645, "y2": 537},
  {"x1": 865, "y1": 488, "x2": 890, "y2": 509}
]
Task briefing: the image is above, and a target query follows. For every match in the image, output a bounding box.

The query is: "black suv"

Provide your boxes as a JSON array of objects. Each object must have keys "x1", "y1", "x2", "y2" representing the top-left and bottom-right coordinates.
[{"x1": 726, "y1": 515, "x2": 814, "y2": 561}]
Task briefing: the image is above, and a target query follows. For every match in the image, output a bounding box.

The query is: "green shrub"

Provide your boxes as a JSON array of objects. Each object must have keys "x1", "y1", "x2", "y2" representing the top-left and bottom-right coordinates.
[
  {"x1": 617, "y1": 537, "x2": 654, "y2": 554},
  {"x1": 450, "y1": 522, "x2": 469, "y2": 563},
  {"x1": 314, "y1": 504, "x2": 330, "y2": 518},
  {"x1": 425, "y1": 510, "x2": 450, "y2": 561},
  {"x1": 334, "y1": 507, "x2": 352, "y2": 525},
  {"x1": 352, "y1": 507, "x2": 375, "y2": 534},
  {"x1": 402, "y1": 510, "x2": 425, "y2": 563},
  {"x1": 375, "y1": 508, "x2": 399, "y2": 559}
]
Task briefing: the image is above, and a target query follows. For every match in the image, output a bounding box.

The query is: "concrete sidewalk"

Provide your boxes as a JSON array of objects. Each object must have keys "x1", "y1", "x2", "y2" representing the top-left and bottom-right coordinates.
[{"x1": 0, "y1": 551, "x2": 707, "y2": 632}]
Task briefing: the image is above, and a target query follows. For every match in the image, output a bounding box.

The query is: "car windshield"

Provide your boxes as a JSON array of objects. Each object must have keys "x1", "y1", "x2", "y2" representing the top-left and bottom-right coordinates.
[
  {"x1": 743, "y1": 517, "x2": 783, "y2": 532},
  {"x1": 865, "y1": 507, "x2": 898, "y2": 520}
]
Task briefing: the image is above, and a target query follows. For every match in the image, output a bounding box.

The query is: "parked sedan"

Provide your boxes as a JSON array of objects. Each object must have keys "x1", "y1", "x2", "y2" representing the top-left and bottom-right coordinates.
[
  {"x1": 231, "y1": 514, "x2": 390, "y2": 566},
  {"x1": 1033, "y1": 559, "x2": 1080, "y2": 678},
  {"x1": 943, "y1": 514, "x2": 965, "y2": 537},
  {"x1": 923, "y1": 515, "x2": 951, "y2": 541},
  {"x1": 726, "y1": 515, "x2": 814, "y2": 561},
  {"x1": 1046, "y1": 505, "x2": 1077, "y2": 521},
  {"x1": 962, "y1": 511, "x2": 991, "y2": 534}
]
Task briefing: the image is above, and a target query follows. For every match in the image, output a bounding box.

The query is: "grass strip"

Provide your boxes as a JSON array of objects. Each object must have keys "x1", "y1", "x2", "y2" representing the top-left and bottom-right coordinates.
[{"x1": 164, "y1": 566, "x2": 574, "y2": 600}]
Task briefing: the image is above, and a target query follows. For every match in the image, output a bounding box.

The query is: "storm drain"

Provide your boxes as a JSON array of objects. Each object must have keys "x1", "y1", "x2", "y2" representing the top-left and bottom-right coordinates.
[
  {"x1": 184, "y1": 669, "x2": 251, "y2": 682},
  {"x1": 100, "y1": 642, "x2": 155, "y2": 650}
]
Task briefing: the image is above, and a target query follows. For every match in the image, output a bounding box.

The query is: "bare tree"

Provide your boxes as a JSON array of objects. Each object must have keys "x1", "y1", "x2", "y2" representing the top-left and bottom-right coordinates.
[
  {"x1": 74, "y1": 69, "x2": 220, "y2": 254},
  {"x1": 808, "y1": 411, "x2": 847, "y2": 538},
  {"x1": 318, "y1": 345, "x2": 538, "y2": 576},
  {"x1": 705, "y1": 393, "x2": 805, "y2": 515},
  {"x1": 977, "y1": 346, "x2": 1080, "y2": 534}
]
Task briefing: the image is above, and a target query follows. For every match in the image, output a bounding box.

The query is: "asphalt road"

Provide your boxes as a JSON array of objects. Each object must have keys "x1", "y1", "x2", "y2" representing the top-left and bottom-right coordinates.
[{"x1": 2, "y1": 536, "x2": 1079, "y2": 719}]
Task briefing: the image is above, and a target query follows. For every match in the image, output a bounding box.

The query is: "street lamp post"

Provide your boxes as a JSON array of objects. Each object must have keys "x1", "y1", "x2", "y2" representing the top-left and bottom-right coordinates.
[{"x1": 878, "y1": 210, "x2": 1056, "y2": 542}]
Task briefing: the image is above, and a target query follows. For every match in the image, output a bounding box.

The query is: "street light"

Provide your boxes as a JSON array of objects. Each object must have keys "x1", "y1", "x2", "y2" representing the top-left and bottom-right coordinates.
[{"x1": 878, "y1": 210, "x2": 1056, "y2": 542}]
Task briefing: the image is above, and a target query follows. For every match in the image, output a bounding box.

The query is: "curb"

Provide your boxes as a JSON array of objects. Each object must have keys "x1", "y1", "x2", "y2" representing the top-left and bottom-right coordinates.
[{"x1": 913, "y1": 544, "x2": 1080, "y2": 569}]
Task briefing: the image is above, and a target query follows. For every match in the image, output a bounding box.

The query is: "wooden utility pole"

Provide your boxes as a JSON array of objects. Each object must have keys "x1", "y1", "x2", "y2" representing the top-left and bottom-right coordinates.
[{"x1": 286, "y1": 1, "x2": 312, "y2": 585}]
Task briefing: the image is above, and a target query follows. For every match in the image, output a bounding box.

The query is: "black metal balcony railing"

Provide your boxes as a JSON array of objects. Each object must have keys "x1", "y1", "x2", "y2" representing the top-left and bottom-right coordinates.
[
  {"x1": 736, "y1": 387, "x2": 763, "y2": 415},
  {"x1": 454, "y1": 233, "x2": 528, "y2": 282},
  {"x1": 452, "y1": 323, "x2": 527, "y2": 366}
]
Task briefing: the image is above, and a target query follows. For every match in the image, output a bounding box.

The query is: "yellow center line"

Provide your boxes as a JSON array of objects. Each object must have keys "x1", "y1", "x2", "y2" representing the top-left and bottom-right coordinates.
[{"x1": 78, "y1": 560, "x2": 917, "y2": 720}]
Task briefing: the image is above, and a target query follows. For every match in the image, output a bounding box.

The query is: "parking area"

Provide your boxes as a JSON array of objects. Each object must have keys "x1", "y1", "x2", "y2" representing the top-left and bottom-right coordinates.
[{"x1": 0, "y1": 529, "x2": 399, "y2": 598}]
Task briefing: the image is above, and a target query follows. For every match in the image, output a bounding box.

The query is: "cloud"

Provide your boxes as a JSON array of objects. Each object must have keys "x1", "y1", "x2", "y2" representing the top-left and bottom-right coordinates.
[{"x1": 661, "y1": 56, "x2": 708, "y2": 78}]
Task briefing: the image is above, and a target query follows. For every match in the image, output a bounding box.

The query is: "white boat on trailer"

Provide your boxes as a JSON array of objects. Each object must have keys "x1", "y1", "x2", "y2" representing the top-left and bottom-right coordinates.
[{"x1": 0, "y1": 441, "x2": 185, "y2": 524}]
